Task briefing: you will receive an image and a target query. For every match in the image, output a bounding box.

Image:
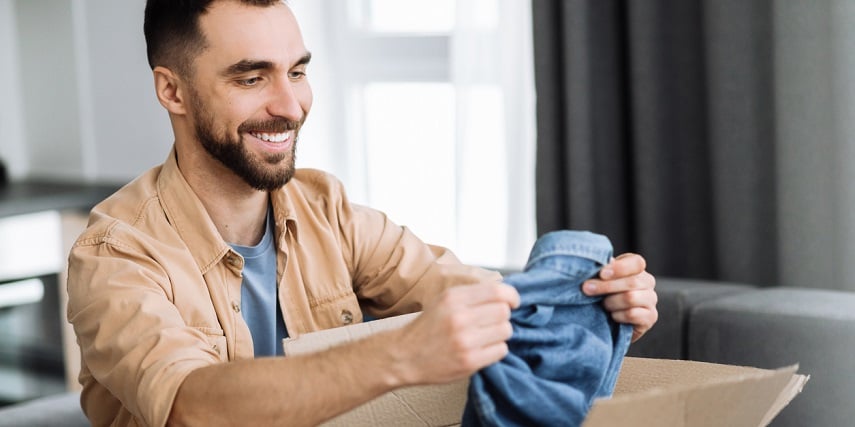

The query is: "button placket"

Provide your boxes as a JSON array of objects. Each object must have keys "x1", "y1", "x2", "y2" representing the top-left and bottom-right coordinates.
[{"x1": 226, "y1": 254, "x2": 243, "y2": 269}]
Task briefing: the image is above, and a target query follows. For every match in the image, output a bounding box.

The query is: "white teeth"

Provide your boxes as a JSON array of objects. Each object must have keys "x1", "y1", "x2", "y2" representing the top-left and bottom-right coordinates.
[{"x1": 251, "y1": 131, "x2": 290, "y2": 143}]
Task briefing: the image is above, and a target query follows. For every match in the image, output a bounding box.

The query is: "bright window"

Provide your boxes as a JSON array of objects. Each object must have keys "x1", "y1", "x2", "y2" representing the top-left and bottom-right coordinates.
[
  {"x1": 362, "y1": 83, "x2": 457, "y2": 244},
  {"x1": 291, "y1": 0, "x2": 535, "y2": 269},
  {"x1": 363, "y1": 0, "x2": 455, "y2": 33}
]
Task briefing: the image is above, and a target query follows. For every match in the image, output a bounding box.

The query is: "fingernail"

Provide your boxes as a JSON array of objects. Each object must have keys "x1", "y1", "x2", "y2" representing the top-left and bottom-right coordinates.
[
  {"x1": 600, "y1": 267, "x2": 614, "y2": 279},
  {"x1": 583, "y1": 282, "x2": 597, "y2": 294}
]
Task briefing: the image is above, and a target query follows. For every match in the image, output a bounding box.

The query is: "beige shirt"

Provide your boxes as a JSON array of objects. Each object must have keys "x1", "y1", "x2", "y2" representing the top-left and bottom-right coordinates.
[{"x1": 67, "y1": 149, "x2": 500, "y2": 427}]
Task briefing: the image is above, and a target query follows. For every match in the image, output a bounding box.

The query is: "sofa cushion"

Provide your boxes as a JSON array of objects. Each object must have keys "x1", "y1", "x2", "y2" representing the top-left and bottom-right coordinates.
[
  {"x1": 0, "y1": 391, "x2": 87, "y2": 427},
  {"x1": 627, "y1": 277, "x2": 754, "y2": 359},
  {"x1": 689, "y1": 288, "x2": 855, "y2": 427}
]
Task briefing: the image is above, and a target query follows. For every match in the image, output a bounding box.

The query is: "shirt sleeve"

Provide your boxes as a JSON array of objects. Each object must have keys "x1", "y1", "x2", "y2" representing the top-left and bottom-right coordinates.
[
  {"x1": 337, "y1": 198, "x2": 502, "y2": 318},
  {"x1": 67, "y1": 231, "x2": 222, "y2": 427}
]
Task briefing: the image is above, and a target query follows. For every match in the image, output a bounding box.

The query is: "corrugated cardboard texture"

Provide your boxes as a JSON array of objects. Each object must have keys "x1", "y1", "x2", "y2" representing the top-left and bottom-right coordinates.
[
  {"x1": 283, "y1": 313, "x2": 468, "y2": 426},
  {"x1": 283, "y1": 312, "x2": 420, "y2": 356},
  {"x1": 583, "y1": 358, "x2": 808, "y2": 427},
  {"x1": 283, "y1": 314, "x2": 807, "y2": 427}
]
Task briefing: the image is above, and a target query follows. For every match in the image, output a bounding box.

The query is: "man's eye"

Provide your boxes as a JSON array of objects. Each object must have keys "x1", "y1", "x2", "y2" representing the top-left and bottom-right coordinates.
[
  {"x1": 238, "y1": 77, "x2": 261, "y2": 86},
  {"x1": 289, "y1": 71, "x2": 306, "y2": 80}
]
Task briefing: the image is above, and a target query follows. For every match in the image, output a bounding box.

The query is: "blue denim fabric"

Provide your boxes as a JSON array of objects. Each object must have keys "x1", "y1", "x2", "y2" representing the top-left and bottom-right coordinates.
[{"x1": 462, "y1": 230, "x2": 633, "y2": 427}]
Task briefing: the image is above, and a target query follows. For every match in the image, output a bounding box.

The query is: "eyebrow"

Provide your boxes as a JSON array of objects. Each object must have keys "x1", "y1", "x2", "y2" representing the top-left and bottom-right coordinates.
[
  {"x1": 295, "y1": 52, "x2": 312, "y2": 67},
  {"x1": 221, "y1": 52, "x2": 312, "y2": 77},
  {"x1": 222, "y1": 59, "x2": 274, "y2": 76}
]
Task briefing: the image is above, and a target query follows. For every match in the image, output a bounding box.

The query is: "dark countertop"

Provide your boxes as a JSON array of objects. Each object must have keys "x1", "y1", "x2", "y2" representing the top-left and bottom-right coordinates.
[{"x1": 0, "y1": 179, "x2": 124, "y2": 218}]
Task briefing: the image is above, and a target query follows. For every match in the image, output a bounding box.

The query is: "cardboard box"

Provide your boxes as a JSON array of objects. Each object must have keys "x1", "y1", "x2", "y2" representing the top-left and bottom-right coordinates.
[{"x1": 283, "y1": 313, "x2": 808, "y2": 427}]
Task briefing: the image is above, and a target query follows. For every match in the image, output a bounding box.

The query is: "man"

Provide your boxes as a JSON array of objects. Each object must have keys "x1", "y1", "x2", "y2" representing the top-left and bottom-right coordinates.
[{"x1": 66, "y1": 1, "x2": 658, "y2": 426}]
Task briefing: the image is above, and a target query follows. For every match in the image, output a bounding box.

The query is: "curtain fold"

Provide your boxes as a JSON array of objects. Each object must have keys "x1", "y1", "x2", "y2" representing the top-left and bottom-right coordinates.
[
  {"x1": 532, "y1": 0, "x2": 778, "y2": 285},
  {"x1": 452, "y1": 0, "x2": 537, "y2": 269}
]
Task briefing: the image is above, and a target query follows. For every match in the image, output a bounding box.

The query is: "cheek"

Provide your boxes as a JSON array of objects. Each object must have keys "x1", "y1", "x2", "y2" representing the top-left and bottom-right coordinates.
[
  {"x1": 213, "y1": 86, "x2": 255, "y2": 117},
  {"x1": 214, "y1": 99, "x2": 255, "y2": 130}
]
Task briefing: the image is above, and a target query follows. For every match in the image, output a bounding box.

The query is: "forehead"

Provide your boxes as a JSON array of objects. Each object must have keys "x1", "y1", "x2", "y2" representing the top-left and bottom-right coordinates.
[{"x1": 197, "y1": 1, "x2": 307, "y2": 68}]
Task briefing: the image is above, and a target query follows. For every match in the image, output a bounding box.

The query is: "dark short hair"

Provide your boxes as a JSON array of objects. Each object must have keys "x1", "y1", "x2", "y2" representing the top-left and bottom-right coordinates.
[{"x1": 144, "y1": 0, "x2": 282, "y2": 76}]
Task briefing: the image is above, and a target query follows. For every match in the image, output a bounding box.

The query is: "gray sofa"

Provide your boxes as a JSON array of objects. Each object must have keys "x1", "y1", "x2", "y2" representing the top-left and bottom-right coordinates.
[
  {"x1": 627, "y1": 278, "x2": 855, "y2": 427},
  {"x1": 0, "y1": 390, "x2": 87, "y2": 427},
  {"x1": 1, "y1": 277, "x2": 853, "y2": 426}
]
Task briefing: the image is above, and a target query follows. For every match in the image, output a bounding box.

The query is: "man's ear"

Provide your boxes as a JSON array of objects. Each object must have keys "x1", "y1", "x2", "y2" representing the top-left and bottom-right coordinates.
[{"x1": 153, "y1": 66, "x2": 188, "y2": 115}]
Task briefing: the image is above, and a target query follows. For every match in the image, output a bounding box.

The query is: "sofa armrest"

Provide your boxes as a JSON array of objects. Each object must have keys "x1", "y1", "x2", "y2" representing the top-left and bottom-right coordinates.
[
  {"x1": 627, "y1": 277, "x2": 756, "y2": 359},
  {"x1": 690, "y1": 288, "x2": 855, "y2": 427},
  {"x1": 0, "y1": 391, "x2": 87, "y2": 427}
]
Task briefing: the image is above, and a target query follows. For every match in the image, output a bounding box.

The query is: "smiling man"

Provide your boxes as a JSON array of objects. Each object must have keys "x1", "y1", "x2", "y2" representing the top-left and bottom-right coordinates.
[{"x1": 66, "y1": 1, "x2": 657, "y2": 426}]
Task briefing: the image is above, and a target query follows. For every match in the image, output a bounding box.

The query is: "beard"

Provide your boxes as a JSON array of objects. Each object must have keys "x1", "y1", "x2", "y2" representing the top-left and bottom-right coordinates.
[{"x1": 189, "y1": 93, "x2": 303, "y2": 192}]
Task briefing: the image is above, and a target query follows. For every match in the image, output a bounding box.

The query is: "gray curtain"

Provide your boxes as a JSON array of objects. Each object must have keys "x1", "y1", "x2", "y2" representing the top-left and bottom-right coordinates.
[{"x1": 532, "y1": 0, "x2": 778, "y2": 285}]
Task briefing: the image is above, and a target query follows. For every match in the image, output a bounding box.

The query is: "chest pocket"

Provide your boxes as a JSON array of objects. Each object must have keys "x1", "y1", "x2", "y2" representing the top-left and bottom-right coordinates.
[
  {"x1": 311, "y1": 290, "x2": 363, "y2": 330},
  {"x1": 196, "y1": 326, "x2": 228, "y2": 362}
]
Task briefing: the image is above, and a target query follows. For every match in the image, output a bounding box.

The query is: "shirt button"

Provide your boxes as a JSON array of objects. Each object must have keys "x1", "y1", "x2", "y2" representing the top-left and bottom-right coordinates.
[
  {"x1": 232, "y1": 302, "x2": 241, "y2": 313},
  {"x1": 341, "y1": 310, "x2": 353, "y2": 325},
  {"x1": 228, "y1": 256, "x2": 241, "y2": 268}
]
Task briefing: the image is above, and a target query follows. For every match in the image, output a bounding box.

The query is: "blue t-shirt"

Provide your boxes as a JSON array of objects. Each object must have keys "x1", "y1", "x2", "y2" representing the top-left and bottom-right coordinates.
[{"x1": 229, "y1": 209, "x2": 288, "y2": 357}]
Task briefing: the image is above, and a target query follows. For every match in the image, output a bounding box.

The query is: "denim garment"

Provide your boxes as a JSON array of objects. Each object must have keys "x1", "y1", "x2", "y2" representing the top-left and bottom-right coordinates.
[{"x1": 462, "y1": 230, "x2": 633, "y2": 427}]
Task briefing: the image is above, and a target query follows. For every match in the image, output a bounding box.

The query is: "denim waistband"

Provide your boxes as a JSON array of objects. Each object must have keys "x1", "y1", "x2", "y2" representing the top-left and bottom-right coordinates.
[
  {"x1": 462, "y1": 229, "x2": 631, "y2": 427},
  {"x1": 524, "y1": 230, "x2": 612, "y2": 272}
]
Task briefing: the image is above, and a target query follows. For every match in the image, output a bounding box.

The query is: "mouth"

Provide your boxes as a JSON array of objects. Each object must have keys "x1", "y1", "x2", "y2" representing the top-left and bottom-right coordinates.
[{"x1": 249, "y1": 131, "x2": 292, "y2": 143}]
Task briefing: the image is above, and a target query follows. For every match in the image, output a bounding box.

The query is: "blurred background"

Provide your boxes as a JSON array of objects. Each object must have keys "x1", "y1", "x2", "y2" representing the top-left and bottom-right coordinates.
[
  {"x1": 1, "y1": 0, "x2": 855, "y2": 415},
  {"x1": 3, "y1": 0, "x2": 855, "y2": 287},
  {"x1": 0, "y1": 0, "x2": 538, "y2": 271}
]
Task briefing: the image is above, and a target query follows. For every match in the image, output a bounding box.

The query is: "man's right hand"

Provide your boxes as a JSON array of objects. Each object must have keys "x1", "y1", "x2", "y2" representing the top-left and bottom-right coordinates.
[
  {"x1": 171, "y1": 282, "x2": 519, "y2": 426},
  {"x1": 386, "y1": 282, "x2": 520, "y2": 386}
]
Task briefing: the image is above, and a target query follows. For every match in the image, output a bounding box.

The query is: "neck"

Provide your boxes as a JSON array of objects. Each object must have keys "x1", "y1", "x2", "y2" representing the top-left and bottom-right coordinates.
[
  {"x1": 175, "y1": 145, "x2": 271, "y2": 246},
  {"x1": 206, "y1": 187, "x2": 269, "y2": 247}
]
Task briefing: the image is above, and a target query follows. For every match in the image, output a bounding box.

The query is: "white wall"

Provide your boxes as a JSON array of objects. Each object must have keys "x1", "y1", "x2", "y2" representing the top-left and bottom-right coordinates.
[
  {"x1": 15, "y1": 0, "x2": 86, "y2": 179},
  {"x1": 0, "y1": 0, "x2": 171, "y2": 183},
  {"x1": 80, "y1": 0, "x2": 172, "y2": 181},
  {"x1": 9, "y1": 1, "x2": 854, "y2": 281},
  {"x1": 0, "y1": 0, "x2": 27, "y2": 178}
]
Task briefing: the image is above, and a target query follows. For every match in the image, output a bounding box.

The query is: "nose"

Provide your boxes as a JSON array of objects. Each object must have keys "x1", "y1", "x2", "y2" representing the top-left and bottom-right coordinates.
[{"x1": 268, "y1": 78, "x2": 307, "y2": 122}]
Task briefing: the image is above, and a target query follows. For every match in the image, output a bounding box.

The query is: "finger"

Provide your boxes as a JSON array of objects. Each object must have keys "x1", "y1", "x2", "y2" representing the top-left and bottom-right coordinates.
[
  {"x1": 445, "y1": 302, "x2": 513, "y2": 345},
  {"x1": 443, "y1": 282, "x2": 520, "y2": 309},
  {"x1": 460, "y1": 319, "x2": 515, "y2": 350},
  {"x1": 428, "y1": 300, "x2": 513, "y2": 346},
  {"x1": 609, "y1": 307, "x2": 658, "y2": 340},
  {"x1": 465, "y1": 301, "x2": 512, "y2": 328},
  {"x1": 601, "y1": 288, "x2": 658, "y2": 312},
  {"x1": 476, "y1": 341, "x2": 511, "y2": 367},
  {"x1": 497, "y1": 283, "x2": 521, "y2": 308},
  {"x1": 436, "y1": 301, "x2": 511, "y2": 333},
  {"x1": 453, "y1": 341, "x2": 510, "y2": 375},
  {"x1": 599, "y1": 253, "x2": 647, "y2": 280},
  {"x1": 584, "y1": 271, "x2": 656, "y2": 296}
]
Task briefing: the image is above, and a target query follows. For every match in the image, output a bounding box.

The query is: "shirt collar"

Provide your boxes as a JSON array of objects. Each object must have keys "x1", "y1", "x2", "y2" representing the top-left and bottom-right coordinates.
[
  {"x1": 156, "y1": 147, "x2": 299, "y2": 273},
  {"x1": 157, "y1": 147, "x2": 230, "y2": 274},
  {"x1": 270, "y1": 176, "x2": 300, "y2": 247}
]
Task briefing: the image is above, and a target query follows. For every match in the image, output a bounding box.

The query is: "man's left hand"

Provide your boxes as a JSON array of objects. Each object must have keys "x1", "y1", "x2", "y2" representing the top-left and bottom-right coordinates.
[{"x1": 583, "y1": 253, "x2": 658, "y2": 342}]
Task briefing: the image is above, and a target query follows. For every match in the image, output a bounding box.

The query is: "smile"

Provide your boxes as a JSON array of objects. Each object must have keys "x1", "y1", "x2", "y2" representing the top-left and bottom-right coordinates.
[{"x1": 250, "y1": 131, "x2": 291, "y2": 143}]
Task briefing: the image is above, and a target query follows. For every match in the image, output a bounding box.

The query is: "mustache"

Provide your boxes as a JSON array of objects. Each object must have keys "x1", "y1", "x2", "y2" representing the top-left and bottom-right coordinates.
[{"x1": 238, "y1": 116, "x2": 305, "y2": 134}]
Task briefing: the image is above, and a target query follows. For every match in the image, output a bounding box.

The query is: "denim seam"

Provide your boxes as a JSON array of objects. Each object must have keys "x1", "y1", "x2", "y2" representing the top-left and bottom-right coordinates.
[{"x1": 526, "y1": 246, "x2": 611, "y2": 269}]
